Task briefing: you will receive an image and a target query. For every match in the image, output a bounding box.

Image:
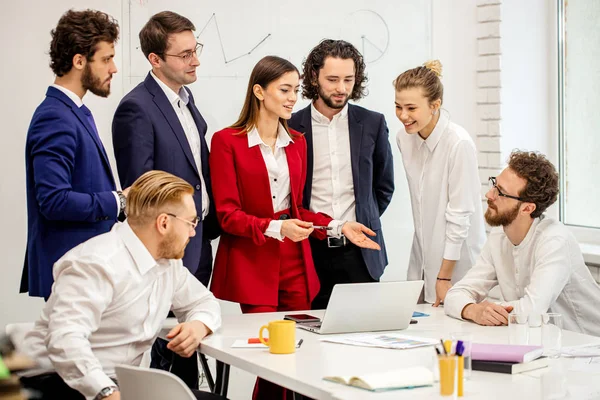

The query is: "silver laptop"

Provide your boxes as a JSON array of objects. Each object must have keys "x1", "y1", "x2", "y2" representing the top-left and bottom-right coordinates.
[{"x1": 297, "y1": 280, "x2": 424, "y2": 334}]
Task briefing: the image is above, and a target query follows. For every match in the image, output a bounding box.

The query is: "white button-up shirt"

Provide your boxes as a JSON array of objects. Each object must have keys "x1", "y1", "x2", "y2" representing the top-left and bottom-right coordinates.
[
  {"x1": 397, "y1": 109, "x2": 486, "y2": 303},
  {"x1": 309, "y1": 103, "x2": 356, "y2": 223},
  {"x1": 22, "y1": 221, "x2": 222, "y2": 399},
  {"x1": 151, "y1": 72, "x2": 209, "y2": 219},
  {"x1": 445, "y1": 216, "x2": 600, "y2": 336},
  {"x1": 247, "y1": 124, "x2": 293, "y2": 240}
]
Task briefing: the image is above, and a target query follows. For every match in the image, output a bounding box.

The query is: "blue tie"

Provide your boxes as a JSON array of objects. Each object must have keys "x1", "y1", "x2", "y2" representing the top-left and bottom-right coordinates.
[{"x1": 80, "y1": 104, "x2": 100, "y2": 140}]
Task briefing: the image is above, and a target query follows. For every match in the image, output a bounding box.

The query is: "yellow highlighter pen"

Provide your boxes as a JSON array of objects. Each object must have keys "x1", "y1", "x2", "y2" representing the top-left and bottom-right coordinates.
[
  {"x1": 457, "y1": 355, "x2": 464, "y2": 397},
  {"x1": 443, "y1": 339, "x2": 452, "y2": 355}
]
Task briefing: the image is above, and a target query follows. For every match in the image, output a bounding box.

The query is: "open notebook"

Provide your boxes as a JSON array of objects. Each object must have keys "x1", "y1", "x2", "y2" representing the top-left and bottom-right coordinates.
[{"x1": 324, "y1": 367, "x2": 434, "y2": 392}]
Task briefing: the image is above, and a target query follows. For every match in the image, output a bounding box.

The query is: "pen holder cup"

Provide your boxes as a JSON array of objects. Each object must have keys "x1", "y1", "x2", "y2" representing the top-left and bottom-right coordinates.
[{"x1": 438, "y1": 355, "x2": 459, "y2": 396}]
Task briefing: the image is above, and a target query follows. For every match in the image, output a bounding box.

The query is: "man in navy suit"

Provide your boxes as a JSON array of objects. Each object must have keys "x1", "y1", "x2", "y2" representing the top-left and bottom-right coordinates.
[
  {"x1": 289, "y1": 39, "x2": 395, "y2": 310},
  {"x1": 22, "y1": 9, "x2": 126, "y2": 300},
  {"x1": 112, "y1": 11, "x2": 218, "y2": 390}
]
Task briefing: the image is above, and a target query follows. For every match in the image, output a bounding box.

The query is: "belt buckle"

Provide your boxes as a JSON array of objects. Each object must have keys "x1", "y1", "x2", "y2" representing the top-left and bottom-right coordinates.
[{"x1": 327, "y1": 235, "x2": 346, "y2": 248}]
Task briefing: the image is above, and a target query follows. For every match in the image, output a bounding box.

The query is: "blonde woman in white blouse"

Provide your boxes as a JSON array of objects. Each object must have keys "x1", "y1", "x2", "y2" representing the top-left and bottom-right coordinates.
[{"x1": 394, "y1": 60, "x2": 486, "y2": 306}]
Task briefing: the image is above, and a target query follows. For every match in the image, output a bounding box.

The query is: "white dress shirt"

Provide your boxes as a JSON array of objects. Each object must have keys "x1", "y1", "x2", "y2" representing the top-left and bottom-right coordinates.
[
  {"x1": 150, "y1": 72, "x2": 210, "y2": 218},
  {"x1": 51, "y1": 84, "x2": 121, "y2": 214},
  {"x1": 22, "y1": 221, "x2": 222, "y2": 399},
  {"x1": 397, "y1": 109, "x2": 486, "y2": 303},
  {"x1": 445, "y1": 216, "x2": 600, "y2": 336},
  {"x1": 247, "y1": 124, "x2": 293, "y2": 240},
  {"x1": 309, "y1": 103, "x2": 356, "y2": 223}
]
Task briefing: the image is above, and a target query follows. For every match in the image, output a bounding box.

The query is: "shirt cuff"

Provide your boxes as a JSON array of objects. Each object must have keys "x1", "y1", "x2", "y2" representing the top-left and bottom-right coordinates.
[
  {"x1": 327, "y1": 220, "x2": 345, "y2": 237},
  {"x1": 265, "y1": 220, "x2": 284, "y2": 241},
  {"x1": 444, "y1": 292, "x2": 474, "y2": 321},
  {"x1": 186, "y1": 312, "x2": 221, "y2": 335},
  {"x1": 76, "y1": 368, "x2": 116, "y2": 400},
  {"x1": 112, "y1": 191, "x2": 121, "y2": 215},
  {"x1": 443, "y1": 241, "x2": 462, "y2": 261}
]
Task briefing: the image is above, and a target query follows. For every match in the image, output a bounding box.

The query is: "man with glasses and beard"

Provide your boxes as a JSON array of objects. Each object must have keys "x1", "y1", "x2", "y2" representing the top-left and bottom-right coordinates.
[
  {"x1": 21, "y1": 171, "x2": 223, "y2": 400},
  {"x1": 288, "y1": 39, "x2": 394, "y2": 310},
  {"x1": 112, "y1": 11, "x2": 219, "y2": 389},
  {"x1": 22, "y1": 9, "x2": 127, "y2": 301},
  {"x1": 445, "y1": 151, "x2": 600, "y2": 336}
]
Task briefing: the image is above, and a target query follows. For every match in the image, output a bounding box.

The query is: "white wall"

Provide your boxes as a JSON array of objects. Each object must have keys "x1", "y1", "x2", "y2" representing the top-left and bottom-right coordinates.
[
  {"x1": 500, "y1": 0, "x2": 558, "y2": 219},
  {"x1": 501, "y1": 0, "x2": 556, "y2": 163}
]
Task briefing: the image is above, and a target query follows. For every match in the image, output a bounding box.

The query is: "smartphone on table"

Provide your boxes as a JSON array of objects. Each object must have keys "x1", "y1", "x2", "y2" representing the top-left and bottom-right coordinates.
[{"x1": 283, "y1": 314, "x2": 321, "y2": 323}]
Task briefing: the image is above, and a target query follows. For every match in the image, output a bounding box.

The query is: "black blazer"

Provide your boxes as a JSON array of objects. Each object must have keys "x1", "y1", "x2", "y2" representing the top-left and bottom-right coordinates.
[
  {"x1": 288, "y1": 104, "x2": 394, "y2": 280},
  {"x1": 112, "y1": 73, "x2": 219, "y2": 285}
]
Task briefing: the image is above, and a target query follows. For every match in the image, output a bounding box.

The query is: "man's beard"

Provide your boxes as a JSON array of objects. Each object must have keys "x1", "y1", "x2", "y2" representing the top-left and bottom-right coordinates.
[
  {"x1": 82, "y1": 63, "x2": 111, "y2": 97},
  {"x1": 157, "y1": 232, "x2": 188, "y2": 260},
  {"x1": 317, "y1": 86, "x2": 349, "y2": 110},
  {"x1": 485, "y1": 201, "x2": 521, "y2": 227}
]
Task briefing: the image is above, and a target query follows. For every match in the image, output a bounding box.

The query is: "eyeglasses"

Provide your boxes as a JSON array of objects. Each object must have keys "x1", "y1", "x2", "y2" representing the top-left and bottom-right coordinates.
[
  {"x1": 166, "y1": 213, "x2": 200, "y2": 229},
  {"x1": 162, "y1": 42, "x2": 203, "y2": 63},
  {"x1": 488, "y1": 176, "x2": 526, "y2": 201}
]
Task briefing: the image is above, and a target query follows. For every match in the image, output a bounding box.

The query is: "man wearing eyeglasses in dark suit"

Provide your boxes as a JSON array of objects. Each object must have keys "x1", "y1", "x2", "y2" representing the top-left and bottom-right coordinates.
[{"x1": 112, "y1": 11, "x2": 218, "y2": 390}]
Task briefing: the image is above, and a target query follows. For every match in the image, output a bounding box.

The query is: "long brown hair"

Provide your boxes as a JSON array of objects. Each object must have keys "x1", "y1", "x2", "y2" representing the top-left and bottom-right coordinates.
[{"x1": 230, "y1": 56, "x2": 299, "y2": 135}]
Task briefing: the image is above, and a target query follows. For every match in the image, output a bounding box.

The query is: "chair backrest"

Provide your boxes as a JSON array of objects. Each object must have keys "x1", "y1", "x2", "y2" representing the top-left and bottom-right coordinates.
[
  {"x1": 5, "y1": 323, "x2": 35, "y2": 353},
  {"x1": 115, "y1": 364, "x2": 197, "y2": 400}
]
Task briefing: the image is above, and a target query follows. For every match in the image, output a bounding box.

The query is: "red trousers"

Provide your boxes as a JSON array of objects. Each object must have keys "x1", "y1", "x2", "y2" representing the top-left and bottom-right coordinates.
[{"x1": 241, "y1": 236, "x2": 310, "y2": 400}]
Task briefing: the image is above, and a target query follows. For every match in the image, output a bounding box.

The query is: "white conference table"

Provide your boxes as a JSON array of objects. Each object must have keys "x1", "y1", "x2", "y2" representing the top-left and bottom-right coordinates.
[{"x1": 165, "y1": 305, "x2": 600, "y2": 399}]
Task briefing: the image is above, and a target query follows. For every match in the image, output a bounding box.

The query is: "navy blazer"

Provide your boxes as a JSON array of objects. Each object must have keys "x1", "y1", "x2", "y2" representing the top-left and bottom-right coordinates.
[
  {"x1": 112, "y1": 73, "x2": 218, "y2": 285},
  {"x1": 22, "y1": 86, "x2": 118, "y2": 298},
  {"x1": 288, "y1": 104, "x2": 394, "y2": 280}
]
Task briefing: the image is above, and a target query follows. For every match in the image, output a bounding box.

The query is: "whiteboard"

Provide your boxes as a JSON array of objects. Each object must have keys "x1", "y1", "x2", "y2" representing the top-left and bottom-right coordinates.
[{"x1": 121, "y1": 0, "x2": 432, "y2": 282}]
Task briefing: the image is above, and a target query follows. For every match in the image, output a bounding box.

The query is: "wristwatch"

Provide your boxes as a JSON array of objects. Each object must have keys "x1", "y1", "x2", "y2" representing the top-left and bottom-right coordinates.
[
  {"x1": 117, "y1": 190, "x2": 127, "y2": 220},
  {"x1": 94, "y1": 386, "x2": 119, "y2": 400}
]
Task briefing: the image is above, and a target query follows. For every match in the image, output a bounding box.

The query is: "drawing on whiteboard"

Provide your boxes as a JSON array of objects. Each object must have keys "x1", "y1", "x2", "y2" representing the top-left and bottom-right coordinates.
[
  {"x1": 343, "y1": 10, "x2": 390, "y2": 63},
  {"x1": 196, "y1": 13, "x2": 271, "y2": 64}
]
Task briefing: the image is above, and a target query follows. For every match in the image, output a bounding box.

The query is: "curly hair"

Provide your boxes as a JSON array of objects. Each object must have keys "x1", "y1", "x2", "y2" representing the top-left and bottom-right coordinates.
[
  {"x1": 508, "y1": 150, "x2": 559, "y2": 218},
  {"x1": 393, "y1": 60, "x2": 444, "y2": 105},
  {"x1": 49, "y1": 9, "x2": 119, "y2": 77},
  {"x1": 301, "y1": 39, "x2": 367, "y2": 101}
]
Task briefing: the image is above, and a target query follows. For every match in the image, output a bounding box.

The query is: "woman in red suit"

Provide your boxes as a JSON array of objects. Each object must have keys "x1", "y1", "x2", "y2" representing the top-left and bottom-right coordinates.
[{"x1": 210, "y1": 55, "x2": 379, "y2": 399}]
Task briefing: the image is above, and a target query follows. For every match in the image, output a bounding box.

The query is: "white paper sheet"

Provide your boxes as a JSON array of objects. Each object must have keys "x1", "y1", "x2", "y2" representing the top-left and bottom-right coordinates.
[{"x1": 320, "y1": 333, "x2": 438, "y2": 350}]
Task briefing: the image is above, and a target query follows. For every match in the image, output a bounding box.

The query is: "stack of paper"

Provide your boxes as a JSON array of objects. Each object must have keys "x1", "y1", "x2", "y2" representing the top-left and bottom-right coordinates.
[{"x1": 320, "y1": 333, "x2": 438, "y2": 350}]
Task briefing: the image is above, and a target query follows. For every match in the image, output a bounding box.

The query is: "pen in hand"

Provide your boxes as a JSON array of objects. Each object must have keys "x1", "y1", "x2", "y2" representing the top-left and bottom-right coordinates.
[{"x1": 312, "y1": 226, "x2": 332, "y2": 230}]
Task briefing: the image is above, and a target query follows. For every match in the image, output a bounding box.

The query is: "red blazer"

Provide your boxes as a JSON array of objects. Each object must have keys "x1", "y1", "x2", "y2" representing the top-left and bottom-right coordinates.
[{"x1": 209, "y1": 127, "x2": 333, "y2": 305}]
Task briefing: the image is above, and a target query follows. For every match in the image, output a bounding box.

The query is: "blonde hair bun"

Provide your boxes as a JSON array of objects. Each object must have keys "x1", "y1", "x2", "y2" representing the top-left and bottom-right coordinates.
[{"x1": 423, "y1": 60, "x2": 443, "y2": 77}]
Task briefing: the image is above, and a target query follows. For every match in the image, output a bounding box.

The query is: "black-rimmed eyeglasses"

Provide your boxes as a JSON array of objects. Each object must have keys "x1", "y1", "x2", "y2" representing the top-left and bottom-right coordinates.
[{"x1": 488, "y1": 177, "x2": 526, "y2": 201}]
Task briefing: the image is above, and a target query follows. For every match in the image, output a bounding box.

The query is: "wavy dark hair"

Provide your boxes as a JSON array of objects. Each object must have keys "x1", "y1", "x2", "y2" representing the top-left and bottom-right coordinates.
[
  {"x1": 49, "y1": 9, "x2": 119, "y2": 77},
  {"x1": 508, "y1": 150, "x2": 559, "y2": 218},
  {"x1": 230, "y1": 56, "x2": 299, "y2": 136},
  {"x1": 301, "y1": 39, "x2": 368, "y2": 101}
]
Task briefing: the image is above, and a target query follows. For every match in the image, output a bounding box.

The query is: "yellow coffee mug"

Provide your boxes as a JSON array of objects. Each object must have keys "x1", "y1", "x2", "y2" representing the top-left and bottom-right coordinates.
[{"x1": 259, "y1": 320, "x2": 296, "y2": 354}]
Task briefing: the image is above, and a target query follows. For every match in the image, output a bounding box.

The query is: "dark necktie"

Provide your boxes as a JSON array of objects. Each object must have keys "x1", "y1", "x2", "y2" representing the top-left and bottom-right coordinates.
[{"x1": 80, "y1": 104, "x2": 100, "y2": 140}]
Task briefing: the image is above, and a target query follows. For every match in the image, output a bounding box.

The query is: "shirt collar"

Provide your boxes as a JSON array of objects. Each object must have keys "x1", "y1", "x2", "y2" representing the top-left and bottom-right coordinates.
[
  {"x1": 310, "y1": 101, "x2": 349, "y2": 124},
  {"x1": 513, "y1": 215, "x2": 544, "y2": 250},
  {"x1": 247, "y1": 123, "x2": 294, "y2": 149},
  {"x1": 51, "y1": 84, "x2": 83, "y2": 108},
  {"x1": 150, "y1": 71, "x2": 190, "y2": 107},
  {"x1": 418, "y1": 109, "x2": 450, "y2": 152},
  {"x1": 116, "y1": 221, "x2": 159, "y2": 275}
]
